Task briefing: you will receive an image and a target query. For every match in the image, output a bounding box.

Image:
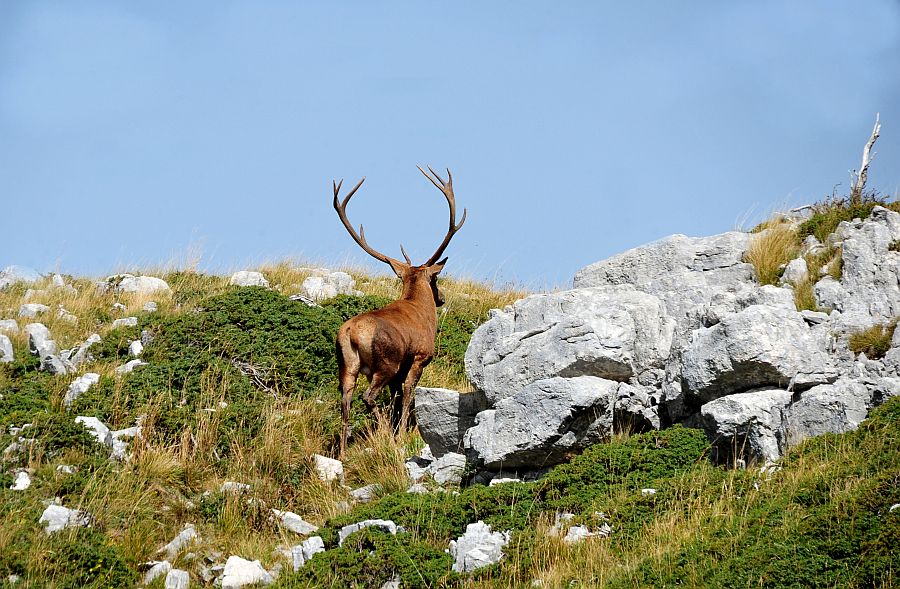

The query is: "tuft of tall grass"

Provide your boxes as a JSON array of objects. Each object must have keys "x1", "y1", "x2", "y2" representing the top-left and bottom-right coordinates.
[
  {"x1": 847, "y1": 320, "x2": 897, "y2": 359},
  {"x1": 744, "y1": 220, "x2": 798, "y2": 286}
]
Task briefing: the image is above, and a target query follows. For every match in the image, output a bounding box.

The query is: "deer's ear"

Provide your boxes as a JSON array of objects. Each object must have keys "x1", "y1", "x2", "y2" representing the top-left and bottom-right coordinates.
[
  {"x1": 388, "y1": 258, "x2": 408, "y2": 278},
  {"x1": 429, "y1": 258, "x2": 448, "y2": 275}
]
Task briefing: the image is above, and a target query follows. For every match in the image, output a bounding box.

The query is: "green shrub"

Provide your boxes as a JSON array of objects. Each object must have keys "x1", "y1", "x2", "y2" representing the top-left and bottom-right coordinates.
[
  {"x1": 43, "y1": 529, "x2": 138, "y2": 588},
  {"x1": 539, "y1": 426, "x2": 711, "y2": 513},
  {"x1": 797, "y1": 196, "x2": 900, "y2": 244},
  {"x1": 274, "y1": 526, "x2": 457, "y2": 588}
]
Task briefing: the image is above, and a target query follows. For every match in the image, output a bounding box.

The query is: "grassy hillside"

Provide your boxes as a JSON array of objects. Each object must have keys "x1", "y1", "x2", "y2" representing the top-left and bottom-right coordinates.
[{"x1": 0, "y1": 263, "x2": 897, "y2": 588}]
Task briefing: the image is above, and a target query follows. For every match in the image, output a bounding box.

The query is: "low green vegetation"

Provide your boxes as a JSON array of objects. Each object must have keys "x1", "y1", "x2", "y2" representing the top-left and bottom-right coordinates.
[
  {"x1": 1, "y1": 263, "x2": 897, "y2": 588},
  {"x1": 746, "y1": 193, "x2": 897, "y2": 311},
  {"x1": 797, "y1": 194, "x2": 900, "y2": 244}
]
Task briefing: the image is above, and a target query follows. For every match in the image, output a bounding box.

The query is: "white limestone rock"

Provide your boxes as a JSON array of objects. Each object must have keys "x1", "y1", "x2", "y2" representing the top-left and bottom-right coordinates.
[
  {"x1": 0, "y1": 334, "x2": 12, "y2": 364},
  {"x1": 0, "y1": 319, "x2": 18, "y2": 334},
  {"x1": 159, "y1": 524, "x2": 199, "y2": 559},
  {"x1": 143, "y1": 560, "x2": 172, "y2": 585},
  {"x1": 779, "y1": 257, "x2": 809, "y2": 285},
  {"x1": 271, "y1": 509, "x2": 318, "y2": 535},
  {"x1": 312, "y1": 454, "x2": 343, "y2": 482},
  {"x1": 338, "y1": 519, "x2": 403, "y2": 546},
  {"x1": 427, "y1": 452, "x2": 467, "y2": 486},
  {"x1": 350, "y1": 484, "x2": 381, "y2": 503},
  {"x1": 112, "y1": 316, "x2": 138, "y2": 329},
  {"x1": 414, "y1": 387, "x2": 487, "y2": 457},
  {"x1": 814, "y1": 207, "x2": 900, "y2": 332},
  {"x1": 230, "y1": 271, "x2": 270, "y2": 288},
  {"x1": 679, "y1": 305, "x2": 838, "y2": 405},
  {"x1": 449, "y1": 521, "x2": 510, "y2": 573},
  {"x1": 64, "y1": 373, "x2": 100, "y2": 407},
  {"x1": 700, "y1": 389, "x2": 794, "y2": 464},
  {"x1": 463, "y1": 376, "x2": 617, "y2": 470},
  {"x1": 298, "y1": 271, "x2": 358, "y2": 302},
  {"x1": 19, "y1": 303, "x2": 50, "y2": 318},
  {"x1": 129, "y1": 340, "x2": 144, "y2": 357},
  {"x1": 165, "y1": 569, "x2": 190, "y2": 589},
  {"x1": 219, "y1": 556, "x2": 273, "y2": 588},
  {"x1": 116, "y1": 359, "x2": 148, "y2": 375},
  {"x1": 75, "y1": 416, "x2": 113, "y2": 447},
  {"x1": 100, "y1": 274, "x2": 171, "y2": 295},
  {"x1": 465, "y1": 286, "x2": 675, "y2": 405},
  {"x1": 573, "y1": 232, "x2": 754, "y2": 330},
  {"x1": 10, "y1": 470, "x2": 31, "y2": 491},
  {"x1": 290, "y1": 536, "x2": 325, "y2": 571},
  {"x1": 39, "y1": 504, "x2": 91, "y2": 534}
]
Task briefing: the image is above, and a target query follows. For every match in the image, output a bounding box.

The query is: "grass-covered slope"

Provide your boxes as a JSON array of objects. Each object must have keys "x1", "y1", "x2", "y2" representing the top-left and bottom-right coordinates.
[{"x1": 0, "y1": 264, "x2": 896, "y2": 588}]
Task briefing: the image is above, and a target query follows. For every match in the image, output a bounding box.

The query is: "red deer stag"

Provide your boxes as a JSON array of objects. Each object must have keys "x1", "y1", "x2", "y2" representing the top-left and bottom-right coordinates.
[{"x1": 332, "y1": 166, "x2": 466, "y2": 457}]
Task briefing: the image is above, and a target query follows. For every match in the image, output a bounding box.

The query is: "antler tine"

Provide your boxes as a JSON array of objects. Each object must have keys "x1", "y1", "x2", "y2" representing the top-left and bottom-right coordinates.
[
  {"x1": 332, "y1": 177, "x2": 404, "y2": 267},
  {"x1": 419, "y1": 165, "x2": 467, "y2": 266}
]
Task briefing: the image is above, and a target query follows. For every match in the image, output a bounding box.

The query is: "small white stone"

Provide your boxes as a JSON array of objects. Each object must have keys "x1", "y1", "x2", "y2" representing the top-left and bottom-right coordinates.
[
  {"x1": 165, "y1": 568, "x2": 190, "y2": 589},
  {"x1": 290, "y1": 536, "x2": 325, "y2": 571},
  {"x1": 338, "y1": 519, "x2": 402, "y2": 546},
  {"x1": 641, "y1": 488, "x2": 657, "y2": 496},
  {"x1": 144, "y1": 561, "x2": 172, "y2": 585},
  {"x1": 64, "y1": 373, "x2": 101, "y2": 407},
  {"x1": 19, "y1": 303, "x2": 50, "y2": 318},
  {"x1": 56, "y1": 465, "x2": 75, "y2": 474},
  {"x1": 229, "y1": 271, "x2": 270, "y2": 288},
  {"x1": 221, "y1": 481, "x2": 250, "y2": 494},
  {"x1": 159, "y1": 524, "x2": 199, "y2": 559},
  {"x1": 39, "y1": 504, "x2": 90, "y2": 534},
  {"x1": 312, "y1": 454, "x2": 343, "y2": 482},
  {"x1": 219, "y1": 556, "x2": 273, "y2": 588},
  {"x1": 10, "y1": 471, "x2": 31, "y2": 491},
  {"x1": 350, "y1": 484, "x2": 381, "y2": 503},
  {"x1": 75, "y1": 416, "x2": 113, "y2": 446},
  {"x1": 272, "y1": 509, "x2": 318, "y2": 535},
  {"x1": 0, "y1": 319, "x2": 19, "y2": 334},
  {"x1": 143, "y1": 301, "x2": 159, "y2": 312},
  {"x1": 128, "y1": 340, "x2": 144, "y2": 357},
  {"x1": 112, "y1": 316, "x2": 138, "y2": 329},
  {"x1": 115, "y1": 359, "x2": 148, "y2": 375}
]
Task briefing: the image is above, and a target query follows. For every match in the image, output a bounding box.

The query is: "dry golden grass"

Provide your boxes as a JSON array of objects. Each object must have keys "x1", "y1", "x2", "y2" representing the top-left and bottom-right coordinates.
[
  {"x1": 744, "y1": 219, "x2": 799, "y2": 286},
  {"x1": 342, "y1": 414, "x2": 421, "y2": 496}
]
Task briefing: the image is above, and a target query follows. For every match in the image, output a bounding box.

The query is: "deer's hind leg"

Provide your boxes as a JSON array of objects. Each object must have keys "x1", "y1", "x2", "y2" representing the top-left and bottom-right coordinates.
[{"x1": 336, "y1": 334, "x2": 361, "y2": 458}]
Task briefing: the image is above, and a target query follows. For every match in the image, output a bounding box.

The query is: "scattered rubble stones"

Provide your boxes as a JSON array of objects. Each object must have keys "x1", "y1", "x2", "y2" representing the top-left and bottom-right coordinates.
[{"x1": 291, "y1": 536, "x2": 325, "y2": 571}]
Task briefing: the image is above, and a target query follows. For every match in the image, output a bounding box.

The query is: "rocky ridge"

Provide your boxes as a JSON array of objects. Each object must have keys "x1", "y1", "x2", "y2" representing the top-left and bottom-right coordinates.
[{"x1": 417, "y1": 206, "x2": 900, "y2": 473}]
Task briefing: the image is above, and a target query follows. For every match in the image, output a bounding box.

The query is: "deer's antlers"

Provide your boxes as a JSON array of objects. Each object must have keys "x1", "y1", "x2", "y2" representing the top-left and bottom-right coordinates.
[
  {"x1": 332, "y1": 166, "x2": 466, "y2": 268},
  {"x1": 417, "y1": 165, "x2": 467, "y2": 266},
  {"x1": 333, "y1": 177, "x2": 406, "y2": 268}
]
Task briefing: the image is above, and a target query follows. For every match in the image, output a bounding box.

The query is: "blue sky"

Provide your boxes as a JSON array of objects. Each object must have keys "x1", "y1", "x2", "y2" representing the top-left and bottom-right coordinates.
[{"x1": 2, "y1": 2, "x2": 899, "y2": 289}]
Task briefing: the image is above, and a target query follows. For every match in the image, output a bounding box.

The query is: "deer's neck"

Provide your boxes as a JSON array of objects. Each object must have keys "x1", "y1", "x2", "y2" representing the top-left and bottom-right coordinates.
[{"x1": 399, "y1": 279, "x2": 437, "y2": 319}]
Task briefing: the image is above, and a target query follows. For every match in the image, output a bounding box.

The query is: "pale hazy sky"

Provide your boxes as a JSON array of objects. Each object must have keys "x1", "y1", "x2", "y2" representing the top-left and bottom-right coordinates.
[{"x1": 2, "y1": 2, "x2": 899, "y2": 288}]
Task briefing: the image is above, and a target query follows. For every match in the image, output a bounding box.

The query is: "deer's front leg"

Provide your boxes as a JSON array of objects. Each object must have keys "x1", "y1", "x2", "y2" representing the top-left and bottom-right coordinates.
[{"x1": 398, "y1": 356, "x2": 430, "y2": 432}]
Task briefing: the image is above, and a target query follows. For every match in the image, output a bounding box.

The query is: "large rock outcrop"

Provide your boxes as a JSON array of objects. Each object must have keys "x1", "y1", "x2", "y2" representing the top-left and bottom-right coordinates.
[
  {"x1": 465, "y1": 286, "x2": 674, "y2": 405},
  {"x1": 418, "y1": 210, "x2": 899, "y2": 473}
]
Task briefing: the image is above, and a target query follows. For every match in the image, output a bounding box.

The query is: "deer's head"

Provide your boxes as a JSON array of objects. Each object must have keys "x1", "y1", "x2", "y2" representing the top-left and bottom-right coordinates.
[{"x1": 333, "y1": 166, "x2": 465, "y2": 309}]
